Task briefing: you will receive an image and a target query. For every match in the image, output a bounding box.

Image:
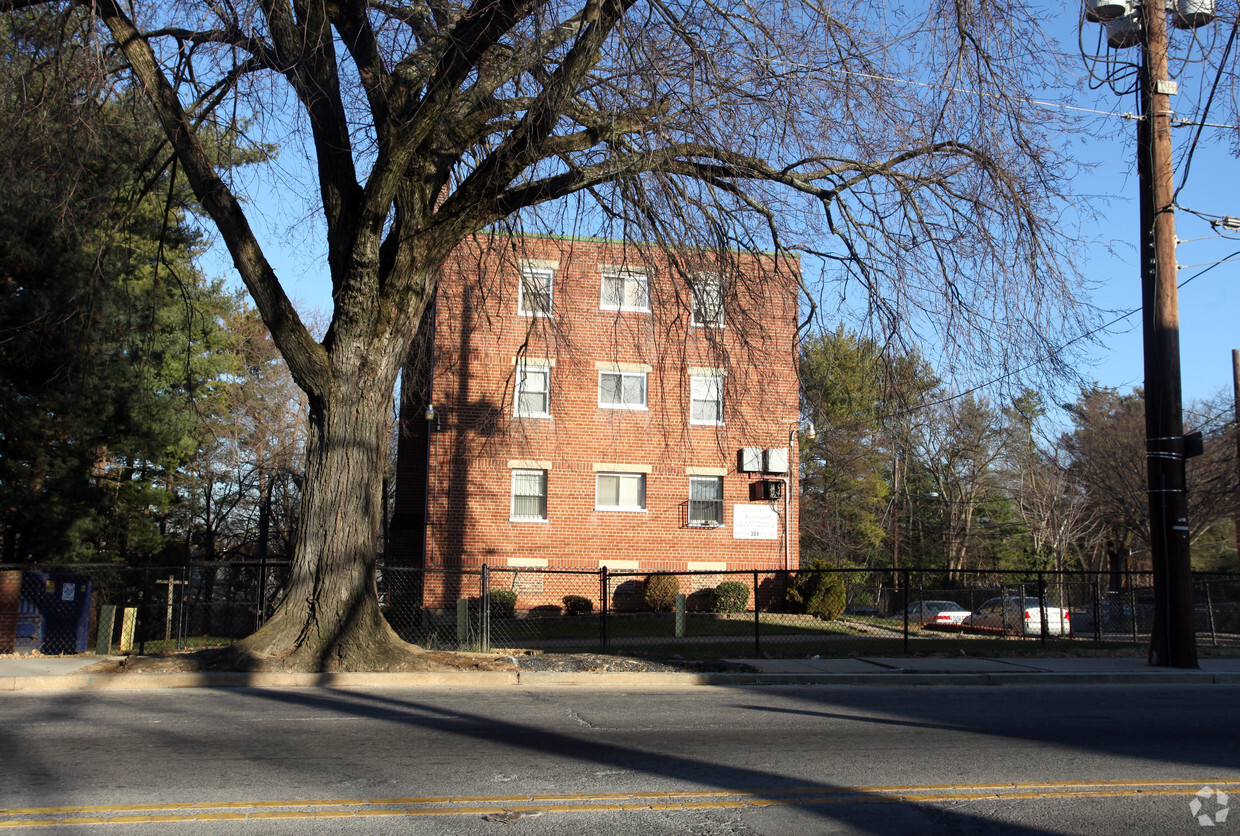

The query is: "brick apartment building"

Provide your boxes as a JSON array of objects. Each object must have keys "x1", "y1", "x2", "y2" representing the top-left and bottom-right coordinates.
[{"x1": 389, "y1": 234, "x2": 801, "y2": 608}]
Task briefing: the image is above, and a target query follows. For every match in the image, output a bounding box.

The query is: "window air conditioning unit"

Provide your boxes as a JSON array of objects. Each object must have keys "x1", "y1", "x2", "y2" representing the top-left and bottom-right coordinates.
[
  {"x1": 738, "y1": 447, "x2": 764, "y2": 473},
  {"x1": 764, "y1": 447, "x2": 789, "y2": 474},
  {"x1": 750, "y1": 480, "x2": 783, "y2": 501}
]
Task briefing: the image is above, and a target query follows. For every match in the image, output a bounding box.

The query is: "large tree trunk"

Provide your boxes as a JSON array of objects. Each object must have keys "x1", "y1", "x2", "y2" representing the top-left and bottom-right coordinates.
[{"x1": 233, "y1": 354, "x2": 416, "y2": 671}]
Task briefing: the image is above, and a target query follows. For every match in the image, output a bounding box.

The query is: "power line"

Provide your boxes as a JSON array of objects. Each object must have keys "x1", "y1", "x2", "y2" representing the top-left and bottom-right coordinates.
[
  {"x1": 831, "y1": 71, "x2": 1240, "y2": 128},
  {"x1": 1176, "y1": 15, "x2": 1240, "y2": 193},
  {"x1": 837, "y1": 68, "x2": 1131, "y2": 120},
  {"x1": 886, "y1": 255, "x2": 1232, "y2": 421}
]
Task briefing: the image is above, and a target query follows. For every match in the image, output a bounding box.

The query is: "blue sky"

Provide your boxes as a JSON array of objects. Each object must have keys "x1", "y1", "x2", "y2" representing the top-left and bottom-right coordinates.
[
  {"x1": 1058, "y1": 12, "x2": 1239, "y2": 412},
  {"x1": 1084, "y1": 132, "x2": 1240, "y2": 411},
  {"x1": 200, "y1": 8, "x2": 1239, "y2": 415}
]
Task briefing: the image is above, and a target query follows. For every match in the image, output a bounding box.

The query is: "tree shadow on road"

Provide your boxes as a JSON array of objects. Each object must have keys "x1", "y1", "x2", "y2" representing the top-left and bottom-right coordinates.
[{"x1": 227, "y1": 685, "x2": 1081, "y2": 835}]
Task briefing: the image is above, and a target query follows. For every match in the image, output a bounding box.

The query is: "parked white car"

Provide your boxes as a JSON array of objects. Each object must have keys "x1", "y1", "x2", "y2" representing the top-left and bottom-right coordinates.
[
  {"x1": 963, "y1": 597, "x2": 1071, "y2": 636},
  {"x1": 900, "y1": 600, "x2": 971, "y2": 627}
]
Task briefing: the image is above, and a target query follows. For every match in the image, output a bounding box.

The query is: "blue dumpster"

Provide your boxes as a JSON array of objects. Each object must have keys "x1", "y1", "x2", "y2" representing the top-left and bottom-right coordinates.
[
  {"x1": 14, "y1": 613, "x2": 43, "y2": 652},
  {"x1": 19, "y1": 572, "x2": 92, "y2": 654}
]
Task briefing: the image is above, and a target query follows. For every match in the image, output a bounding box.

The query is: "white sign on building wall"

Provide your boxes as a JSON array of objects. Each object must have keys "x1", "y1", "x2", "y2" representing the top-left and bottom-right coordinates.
[{"x1": 732, "y1": 504, "x2": 779, "y2": 540}]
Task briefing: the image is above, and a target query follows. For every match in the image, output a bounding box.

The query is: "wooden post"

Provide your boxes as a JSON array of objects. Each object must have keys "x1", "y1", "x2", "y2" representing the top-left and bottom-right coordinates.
[
  {"x1": 1139, "y1": 5, "x2": 1196, "y2": 667},
  {"x1": 160, "y1": 576, "x2": 188, "y2": 641}
]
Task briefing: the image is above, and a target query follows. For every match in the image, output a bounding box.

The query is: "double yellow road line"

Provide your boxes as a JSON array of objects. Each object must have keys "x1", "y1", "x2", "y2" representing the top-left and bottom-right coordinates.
[{"x1": 3, "y1": 780, "x2": 1237, "y2": 827}]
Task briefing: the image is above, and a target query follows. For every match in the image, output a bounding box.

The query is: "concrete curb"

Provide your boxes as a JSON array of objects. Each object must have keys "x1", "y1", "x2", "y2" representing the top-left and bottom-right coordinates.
[
  {"x1": 0, "y1": 671, "x2": 521, "y2": 692},
  {"x1": 2, "y1": 669, "x2": 1238, "y2": 692}
]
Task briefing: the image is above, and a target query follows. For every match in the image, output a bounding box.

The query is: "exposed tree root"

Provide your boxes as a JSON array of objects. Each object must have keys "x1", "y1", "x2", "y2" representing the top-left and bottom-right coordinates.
[{"x1": 226, "y1": 606, "x2": 431, "y2": 672}]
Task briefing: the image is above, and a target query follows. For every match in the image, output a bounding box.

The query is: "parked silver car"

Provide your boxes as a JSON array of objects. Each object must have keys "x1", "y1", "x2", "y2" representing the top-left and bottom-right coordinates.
[
  {"x1": 963, "y1": 596, "x2": 1071, "y2": 636},
  {"x1": 900, "y1": 600, "x2": 971, "y2": 627}
]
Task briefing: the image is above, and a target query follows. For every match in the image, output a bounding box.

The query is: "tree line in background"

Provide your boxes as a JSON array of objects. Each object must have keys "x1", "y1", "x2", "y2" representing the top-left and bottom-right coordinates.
[
  {"x1": 0, "y1": 13, "x2": 306, "y2": 567},
  {"x1": 799, "y1": 328, "x2": 1240, "y2": 578}
]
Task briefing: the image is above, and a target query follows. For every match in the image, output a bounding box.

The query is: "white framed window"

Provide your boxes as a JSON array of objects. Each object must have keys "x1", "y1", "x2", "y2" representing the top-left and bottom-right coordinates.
[
  {"x1": 515, "y1": 365, "x2": 550, "y2": 418},
  {"x1": 596, "y1": 472, "x2": 646, "y2": 511},
  {"x1": 519, "y1": 267, "x2": 553, "y2": 316},
  {"x1": 688, "y1": 476, "x2": 724, "y2": 527},
  {"x1": 601, "y1": 270, "x2": 649, "y2": 312},
  {"x1": 511, "y1": 470, "x2": 548, "y2": 521},
  {"x1": 691, "y1": 275, "x2": 724, "y2": 326},
  {"x1": 599, "y1": 370, "x2": 647, "y2": 409},
  {"x1": 689, "y1": 375, "x2": 724, "y2": 425}
]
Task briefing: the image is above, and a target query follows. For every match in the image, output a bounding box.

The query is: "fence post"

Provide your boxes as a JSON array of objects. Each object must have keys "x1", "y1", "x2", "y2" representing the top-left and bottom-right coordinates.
[
  {"x1": 257, "y1": 554, "x2": 268, "y2": 632},
  {"x1": 753, "y1": 569, "x2": 760, "y2": 658},
  {"x1": 177, "y1": 566, "x2": 189, "y2": 651},
  {"x1": 456, "y1": 598, "x2": 468, "y2": 646},
  {"x1": 1094, "y1": 574, "x2": 1103, "y2": 642},
  {"x1": 1129, "y1": 579, "x2": 1139, "y2": 644},
  {"x1": 902, "y1": 568, "x2": 909, "y2": 653},
  {"x1": 600, "y1": 567, "x2": 609, "y2": 653},
  {"x1": 1204, "y1": 579, "x2": 1218, "y2": 647},
  {"x1": 481, "y1": 564, "x2": 490, "y2": 653},
  {"x1": 138, "y1": 567, "x2": 150, "y2": 656},
  {"x1": 1038, "y1": 572, "x2": 1048, "y2": 644}
]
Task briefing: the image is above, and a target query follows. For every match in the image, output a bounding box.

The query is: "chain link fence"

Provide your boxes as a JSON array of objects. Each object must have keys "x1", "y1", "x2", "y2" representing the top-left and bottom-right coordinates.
[
  {"x1": 4, "y1": 563, "x2": 1238, "y2": 658},
  {"x1": 379, "y1": 565, "x2": 1240, "y2": 658},
  {"x1": 1, "y1": 562, "x2": 288, "y2": 656}
]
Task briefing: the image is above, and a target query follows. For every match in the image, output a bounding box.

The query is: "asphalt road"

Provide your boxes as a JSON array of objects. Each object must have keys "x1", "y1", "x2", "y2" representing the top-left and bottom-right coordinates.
[{"x1": 3, "y1": 683, "x2": 1239, "y2": 834}]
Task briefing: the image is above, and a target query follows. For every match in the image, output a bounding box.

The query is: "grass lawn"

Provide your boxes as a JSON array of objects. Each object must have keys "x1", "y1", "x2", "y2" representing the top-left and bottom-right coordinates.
[
  {"x1": 392, "y1": 607, "x2": 1240, "y2": 658},
  {"x1": 490, "y1": 611, "x2": 863, "y2": 642},
  {"x1": 132, "y1": 635, "x2": 239, "y2": 654},
  {"x1": 480, "y1": 610, "x2": 1159, "y2": 658}
]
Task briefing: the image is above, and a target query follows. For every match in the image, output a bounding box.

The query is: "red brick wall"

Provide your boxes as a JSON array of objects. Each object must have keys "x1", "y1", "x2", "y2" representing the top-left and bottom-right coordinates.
[
  {"x1": 401, "y1": 235, "x2": 801, "y2": 607},
  {"x1": 0, "y1": 570, "x2": 19, "y2": 653}
]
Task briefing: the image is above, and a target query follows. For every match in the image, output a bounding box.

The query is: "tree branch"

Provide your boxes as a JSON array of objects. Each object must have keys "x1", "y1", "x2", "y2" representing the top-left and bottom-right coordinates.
[{"x1": 92, "y1": 0, "x2": 329, "y2": 399}]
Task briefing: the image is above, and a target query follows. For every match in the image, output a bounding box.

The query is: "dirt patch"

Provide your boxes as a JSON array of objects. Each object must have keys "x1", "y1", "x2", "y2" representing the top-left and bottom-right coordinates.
[
  {"x1": 499, "y1": 651, "x2": 753, "y2": 673},
  {"x1": 76, "y1": 648, "x2": 755, "y2": 675},
  {"x1": 78, "y1": 647, "x2": 514, "y2": 675}
]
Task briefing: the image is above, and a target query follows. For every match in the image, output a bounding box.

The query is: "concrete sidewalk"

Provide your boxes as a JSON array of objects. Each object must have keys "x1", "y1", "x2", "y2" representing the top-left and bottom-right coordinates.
[
  {"x1": 727, "y1": 654, "x2": 1240, "y2": 681},
  {"x1": 0, "y1": 656, "x2": 106, "y2": 678},
  {"x1": 2, "y1": 654, "x2": 1239, "y2": 691}
]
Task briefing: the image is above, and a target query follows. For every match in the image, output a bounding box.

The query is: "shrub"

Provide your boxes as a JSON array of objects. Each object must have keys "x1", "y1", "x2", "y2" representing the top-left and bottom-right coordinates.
[
  {"x1": 785, "y1": 560, "x2": 846, "y2": 621},
  {"x1": 488, "y1": 589, "x2": 518, "y2": 619},
  {"x1": 562, "y1": 595, "x2": 594, "y2": 616},
  {"x1": 643, "y1": 572, "x2": 680, "y2": 612},
  {"x1": 712, "y1": 581, "x2": 750, "y2": 614}
]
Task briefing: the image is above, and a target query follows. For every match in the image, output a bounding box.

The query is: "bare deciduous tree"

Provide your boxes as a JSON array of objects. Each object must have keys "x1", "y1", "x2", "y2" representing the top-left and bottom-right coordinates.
[
  {"x1": 912, "y1": 394, "x2": 1007, "y2": 577},
  {"x1": 1, "y1": 0, "x2": 1092, "y2": 668},
  {"x1": 1062, "y1": 386, "x2": 1238, "y2": 571},
  {"x1": 1002, "y1": 392, "x2": 1103, "y2": 572}
]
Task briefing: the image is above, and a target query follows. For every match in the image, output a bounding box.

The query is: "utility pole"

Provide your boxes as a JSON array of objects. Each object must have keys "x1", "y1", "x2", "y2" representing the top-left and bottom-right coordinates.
[
  {"x1": 1233, "y1": 349, "x2": 1240, "y2": 570},
  {"x1": 1138, "y1": 2, "x2": 1196, "y2": 668}
]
